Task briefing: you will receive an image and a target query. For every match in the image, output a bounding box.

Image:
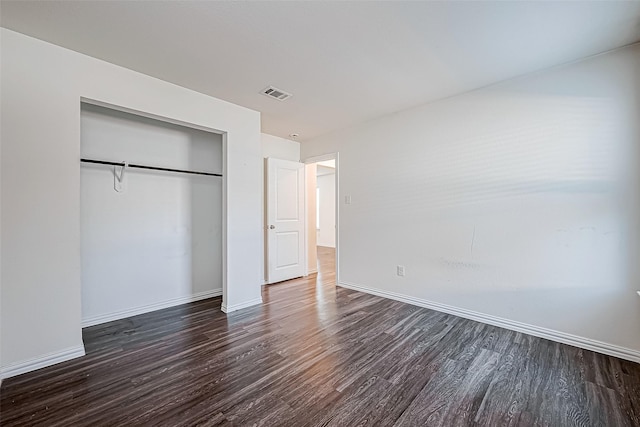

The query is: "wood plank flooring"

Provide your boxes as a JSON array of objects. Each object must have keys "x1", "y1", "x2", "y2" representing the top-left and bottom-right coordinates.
[{"x1": 2, "y1": 246, "x2": 640, "y2": 426}]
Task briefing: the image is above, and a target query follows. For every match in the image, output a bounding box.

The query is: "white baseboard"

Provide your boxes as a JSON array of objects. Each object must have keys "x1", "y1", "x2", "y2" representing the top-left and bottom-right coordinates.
[
  {"x1": 221, "y1": 297, "x2": 263, "y2": 313},
  {"x1": 338, "y1": 281, "x2": 640, "y2": 363},
  {"x1": 82, "y1": 289, "x2": 223, "y2": 327},
  {"x1": 1, "y1": 345, "x2": 86, "y2": 379}
]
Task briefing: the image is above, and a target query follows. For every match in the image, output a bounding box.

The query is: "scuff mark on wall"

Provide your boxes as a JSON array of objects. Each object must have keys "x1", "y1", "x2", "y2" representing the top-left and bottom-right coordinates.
[
  {"x1": 440, "y1": 258, "x2": 482, "y2": 270},
  {"x1": 470, "y1": 225, "x2": 477, "y2": 256}
]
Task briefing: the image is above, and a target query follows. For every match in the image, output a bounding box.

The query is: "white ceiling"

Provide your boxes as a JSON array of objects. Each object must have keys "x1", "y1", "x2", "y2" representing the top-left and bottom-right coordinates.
[
  {"x1": 317, "y1": 165, "x2": 335, "y2": 177},
  {"x1": 2, "y1": 1, "x2": 640, "y2": 141},
  {"x1": 316, "y1": 160, "x2": 336, "y2": 169}
]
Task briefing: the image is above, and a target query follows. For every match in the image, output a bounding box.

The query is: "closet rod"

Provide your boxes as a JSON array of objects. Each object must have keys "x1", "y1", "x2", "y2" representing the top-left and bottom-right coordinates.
[{"x1": 80, "y1": 158, "x2": 222, "y2": 177}]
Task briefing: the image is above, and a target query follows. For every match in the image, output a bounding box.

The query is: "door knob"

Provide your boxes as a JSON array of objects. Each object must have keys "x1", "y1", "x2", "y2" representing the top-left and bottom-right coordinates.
[{"x1": 269, "y1": 225, "x2": 275, "y2": 229}]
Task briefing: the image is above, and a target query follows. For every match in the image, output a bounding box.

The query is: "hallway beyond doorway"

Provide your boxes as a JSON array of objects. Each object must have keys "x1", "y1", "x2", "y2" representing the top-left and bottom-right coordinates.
[{"x1": 316, "y1": 246, "x2": 335, "y2": 285}]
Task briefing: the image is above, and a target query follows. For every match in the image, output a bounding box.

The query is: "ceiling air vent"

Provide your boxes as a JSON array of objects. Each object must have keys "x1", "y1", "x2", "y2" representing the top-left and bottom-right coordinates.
[{"x1": 261, "y1": 86, "x2": 292, "y2": 101}]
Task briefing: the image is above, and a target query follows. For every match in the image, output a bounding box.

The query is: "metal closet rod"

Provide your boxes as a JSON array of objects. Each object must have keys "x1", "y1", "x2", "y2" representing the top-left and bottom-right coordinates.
[{"x1": 80, "y1": 158, "x2": 222, "y2": 177}]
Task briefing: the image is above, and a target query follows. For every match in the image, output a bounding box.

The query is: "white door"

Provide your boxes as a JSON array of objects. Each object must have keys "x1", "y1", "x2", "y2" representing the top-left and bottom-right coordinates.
[{"x1": 266, "y1": 158, "x2": 306, "y2": 284}]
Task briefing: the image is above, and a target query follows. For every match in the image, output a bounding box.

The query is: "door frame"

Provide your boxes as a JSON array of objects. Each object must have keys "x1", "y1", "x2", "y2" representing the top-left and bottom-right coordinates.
[{"x1": 303, "y1": 152, "x2": 340, "y2": 284}]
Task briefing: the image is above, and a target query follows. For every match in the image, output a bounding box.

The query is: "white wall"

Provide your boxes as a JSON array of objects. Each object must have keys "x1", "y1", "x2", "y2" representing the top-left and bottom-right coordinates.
[
  {"x1": 0, "y1": 37, "x2": 3, "y2": 381},
  {"x1": 1, "y1": 29, "x2": 263, "y2": 376},
  {"x1": 317, "y1": 173, "x2": 336, "y2": 248},
  {"x1": 301, "y1": 45, "x2": 640, "y2": 360},
  {"x1": 262, "y1": 133, "x2": 300, "y2": 162},
  {"x1": 81, "y1": 104, "x2": 223, "y2": 325}
]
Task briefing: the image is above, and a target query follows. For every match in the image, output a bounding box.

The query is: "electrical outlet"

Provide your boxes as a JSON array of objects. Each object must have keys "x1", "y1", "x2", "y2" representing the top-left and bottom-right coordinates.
[
  {"x1": 397, "y1": 265, "x2": 405, "y2": 277},
  {"x1": 345, "y1": 195, "x2": 352, "y2": 204}
]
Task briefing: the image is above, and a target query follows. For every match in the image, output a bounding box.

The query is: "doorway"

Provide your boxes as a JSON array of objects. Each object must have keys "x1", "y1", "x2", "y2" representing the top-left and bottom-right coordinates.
[{"x1": 304, "y1": 154, "x2": 339, "y2": 283}]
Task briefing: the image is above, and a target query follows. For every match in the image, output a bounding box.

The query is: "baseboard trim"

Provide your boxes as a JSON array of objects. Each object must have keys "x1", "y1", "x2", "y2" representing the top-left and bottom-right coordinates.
[
  {"x1": 338, "y1": 281, "x2": 640, "y2": 363},
  {"x1": 221, "y1": 297, "x2": 263, "y2": 313},
  {"x1": 1, "y1": 345, "x2": 86, "y2": 379},
  {"x1": 307, "y1": 268, "x2": 318, "y2": 275},
  {"x1": 82, "y1": 289, "x2": 223, "y2": 327}
]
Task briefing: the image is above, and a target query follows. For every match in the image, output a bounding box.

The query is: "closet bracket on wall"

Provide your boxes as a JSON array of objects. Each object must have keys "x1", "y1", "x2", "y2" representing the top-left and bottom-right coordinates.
[{"x1": 80, "y1": 158, "x2": 223, "y2": 177}]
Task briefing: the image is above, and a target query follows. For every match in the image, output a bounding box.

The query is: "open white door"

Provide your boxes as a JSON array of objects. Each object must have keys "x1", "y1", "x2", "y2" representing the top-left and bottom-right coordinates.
[{"x1": 266, "y1": 158, "x2": 306, "y2": 284}]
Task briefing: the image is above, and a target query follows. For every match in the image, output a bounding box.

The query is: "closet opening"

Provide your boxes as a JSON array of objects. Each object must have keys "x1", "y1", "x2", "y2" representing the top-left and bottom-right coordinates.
[{"x1": 80, "y1": 102, "x2": 224, "y2": 327}]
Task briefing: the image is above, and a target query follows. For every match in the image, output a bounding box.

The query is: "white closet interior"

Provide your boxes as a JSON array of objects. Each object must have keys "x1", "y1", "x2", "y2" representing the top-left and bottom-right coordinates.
[{"x1": 80, "y1": 103, "x2": 223, "y2": 326}]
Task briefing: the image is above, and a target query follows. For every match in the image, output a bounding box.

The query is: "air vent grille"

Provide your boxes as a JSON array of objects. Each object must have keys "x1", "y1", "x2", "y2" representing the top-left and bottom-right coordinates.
[{"x1": 261, "y1": 86, "x2": 292, "y2": 101}]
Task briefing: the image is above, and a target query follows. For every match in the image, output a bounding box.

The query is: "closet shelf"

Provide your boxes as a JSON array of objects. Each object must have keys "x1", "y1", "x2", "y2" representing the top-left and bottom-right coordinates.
[{"x1": 80, "y1": 158, "x2": 222, "y2": 177}]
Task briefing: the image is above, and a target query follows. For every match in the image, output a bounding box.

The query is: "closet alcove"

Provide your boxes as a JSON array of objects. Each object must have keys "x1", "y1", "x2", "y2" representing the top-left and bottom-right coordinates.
[{"x1": 80, "y1": 103, "x2": 223, "y2": 326}]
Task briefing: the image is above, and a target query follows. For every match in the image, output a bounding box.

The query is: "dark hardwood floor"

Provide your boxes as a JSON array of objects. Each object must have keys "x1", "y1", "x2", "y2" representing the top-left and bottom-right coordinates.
[{"x1": 2, "y1": 247, "x2": 639, "y2": 426}]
